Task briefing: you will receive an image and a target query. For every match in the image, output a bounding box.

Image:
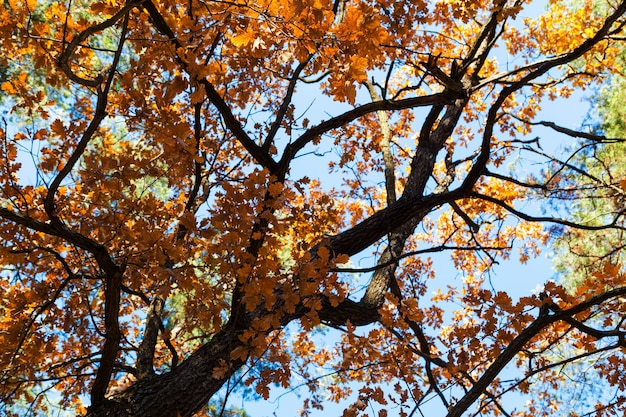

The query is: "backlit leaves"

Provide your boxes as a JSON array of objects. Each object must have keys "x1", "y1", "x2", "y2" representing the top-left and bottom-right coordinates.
[{"x1": 2, "y1": 0, "x2": 626, "y2": 416}]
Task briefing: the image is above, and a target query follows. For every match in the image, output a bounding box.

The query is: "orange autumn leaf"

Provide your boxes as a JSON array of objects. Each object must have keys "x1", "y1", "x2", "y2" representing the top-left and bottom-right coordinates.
[{"x1": 1, "y1": 0, "x2": 626, "y2": 416}]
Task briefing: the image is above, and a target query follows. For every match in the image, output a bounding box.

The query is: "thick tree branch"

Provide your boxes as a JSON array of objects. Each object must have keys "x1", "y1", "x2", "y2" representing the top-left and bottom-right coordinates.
[
  {"x1": 135, "y1": 297, "x2": 165, "y2": 379},
  {"x1": 57, "y1": 1, "x2": 136, "y2": 87},
  {"x1": 277, "y1": 91, "x2": 458, "y2": 179},
  {"x1": 458, "y1": 0, "x2": 508, "y2": 79},
  {"x1": 140, "y1": 0, "x2": 279, "y2": 174},
  {"x1": 43, "y1": 88, "x2": 106, "y2": 220},
  {"x1": 469, "y1": 191, "x2": 626, "y2": 231},
  {"x1": 87, "y1": 327, "x2": 246, "y2": 417},
  {"x1": 47, "y1": 11, "x2": 129, "y2": 223},
  {"x1": 90, "y1": 267, "x2": 125, "y2": 407},
  {"x1": 0, "y1": 209, "x2": 118, "y2": 270},
  {"x1": 323, "y1": 188, "x2": 463, "y2": 258},
  {"x1": 365, "y1": 80, "x2": 397, "y2": 205}
]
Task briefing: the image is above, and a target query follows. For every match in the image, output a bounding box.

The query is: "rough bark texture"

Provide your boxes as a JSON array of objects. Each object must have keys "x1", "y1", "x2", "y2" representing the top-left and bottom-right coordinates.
[{"x1": 87, "y1": 328, "x2": 245, "y2": 417}]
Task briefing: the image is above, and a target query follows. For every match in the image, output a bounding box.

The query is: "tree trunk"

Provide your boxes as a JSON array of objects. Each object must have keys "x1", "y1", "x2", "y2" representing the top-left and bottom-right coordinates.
[{"x1": 86, "y1": 328, "x2": 244, "y2": 417}]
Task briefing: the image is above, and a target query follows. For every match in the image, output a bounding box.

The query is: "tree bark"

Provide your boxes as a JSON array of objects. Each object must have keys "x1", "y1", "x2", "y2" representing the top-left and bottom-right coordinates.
[{"x1": 87, "y1": 327, "x2": 245, "y2": 417}]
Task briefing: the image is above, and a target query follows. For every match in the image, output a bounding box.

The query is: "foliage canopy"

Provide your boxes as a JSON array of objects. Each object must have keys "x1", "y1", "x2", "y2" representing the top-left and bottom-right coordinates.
[{"x1": 2, "y1": 0, "x2": 626, "y2": 416}]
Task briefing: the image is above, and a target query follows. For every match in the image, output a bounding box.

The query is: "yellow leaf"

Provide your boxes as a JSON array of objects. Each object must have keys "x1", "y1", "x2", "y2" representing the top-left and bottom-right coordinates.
[
  {"x1": 231, "y1": 30, "x2": 256, "y2": 48},
  {"x1": 1, "y1": 81, "x2": 16, "y2": 94}
]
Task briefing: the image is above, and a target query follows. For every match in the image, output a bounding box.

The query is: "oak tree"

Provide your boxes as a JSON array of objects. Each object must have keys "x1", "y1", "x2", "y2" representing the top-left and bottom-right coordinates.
[{"x1": 2, "y1": 0, "x2": 626, "y2": 416}]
